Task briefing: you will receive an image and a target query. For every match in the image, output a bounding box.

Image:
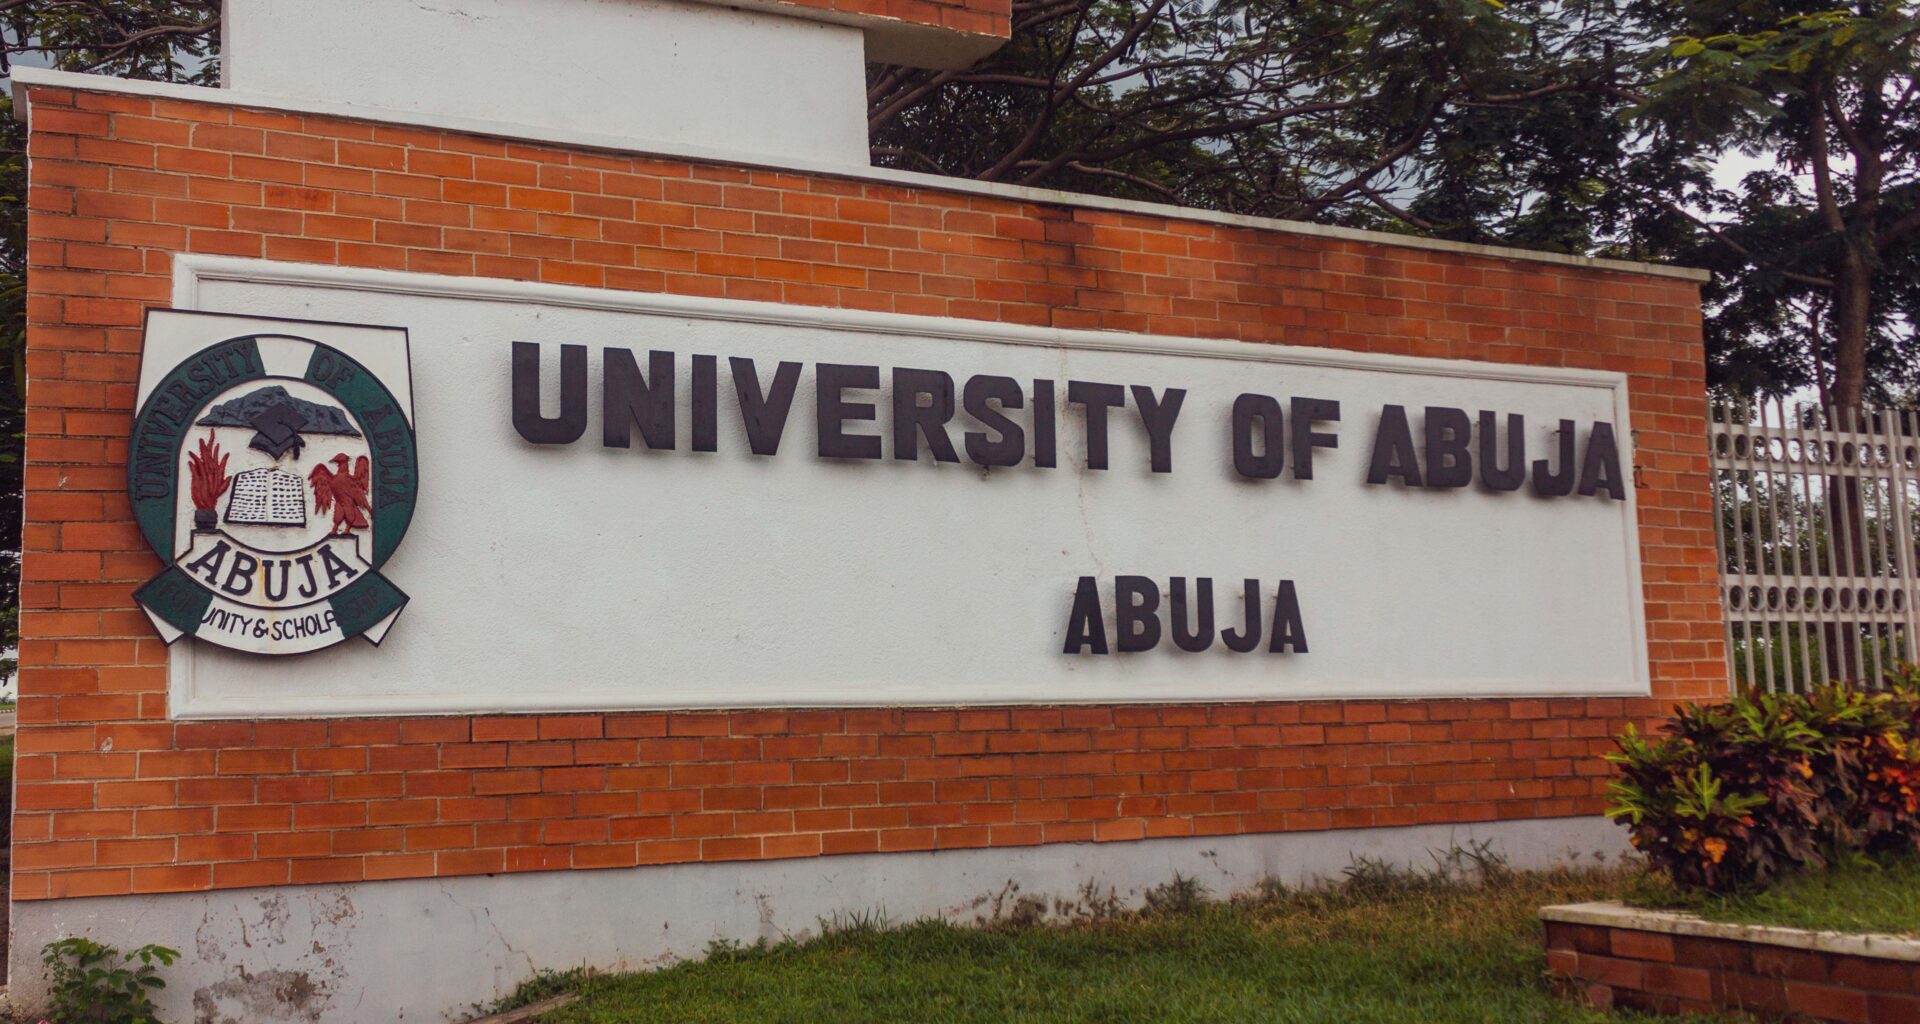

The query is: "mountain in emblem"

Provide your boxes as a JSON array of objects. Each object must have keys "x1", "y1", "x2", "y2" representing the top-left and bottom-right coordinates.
[{"x1": 196, "y1": 385, "x2": 362, "y2": 437}]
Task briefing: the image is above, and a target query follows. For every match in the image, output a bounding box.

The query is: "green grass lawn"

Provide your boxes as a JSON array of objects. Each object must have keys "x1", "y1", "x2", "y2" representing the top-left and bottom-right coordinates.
[
  {"x1": 499, "y1": 860, "x2": 1698, "y2": 1024},
  {"x1": 1633, "y1": 853, "x2": 1920, "y2": 936}
]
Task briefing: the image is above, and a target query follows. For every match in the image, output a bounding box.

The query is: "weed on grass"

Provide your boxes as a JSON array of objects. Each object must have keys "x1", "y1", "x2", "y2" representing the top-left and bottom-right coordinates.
[{"x1": 496, "y1": 849, "x2": 1707, "y2": 1024}]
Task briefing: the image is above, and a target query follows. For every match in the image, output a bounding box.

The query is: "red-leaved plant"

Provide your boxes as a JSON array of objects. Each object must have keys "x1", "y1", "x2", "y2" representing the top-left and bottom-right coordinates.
[{"x1": 1607, "y1": 668, "x2": 1920, "y2": 892}]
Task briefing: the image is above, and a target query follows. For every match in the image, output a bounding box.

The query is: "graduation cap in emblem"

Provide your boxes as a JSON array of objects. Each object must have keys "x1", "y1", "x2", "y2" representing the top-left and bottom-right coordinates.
[{"x1": 248, "y1": 400, "x2": 309, "y2": 460}]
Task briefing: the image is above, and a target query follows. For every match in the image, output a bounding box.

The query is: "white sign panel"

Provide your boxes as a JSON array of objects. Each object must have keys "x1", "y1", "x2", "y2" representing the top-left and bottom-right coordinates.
[{"x1": 168, "y1": 258, "x2": 1649, "y2": 718}]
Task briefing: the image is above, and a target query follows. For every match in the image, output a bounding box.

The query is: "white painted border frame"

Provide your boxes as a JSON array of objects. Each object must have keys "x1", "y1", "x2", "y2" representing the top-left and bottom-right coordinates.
[{"x1": 167, "y1": 255, "x2": 1652, "y2": 717}]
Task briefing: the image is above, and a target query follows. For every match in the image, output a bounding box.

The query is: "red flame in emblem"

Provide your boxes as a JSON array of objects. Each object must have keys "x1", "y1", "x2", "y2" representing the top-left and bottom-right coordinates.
[{"x1": 187, "y1": 434, "x2": 232, "y2": 512}]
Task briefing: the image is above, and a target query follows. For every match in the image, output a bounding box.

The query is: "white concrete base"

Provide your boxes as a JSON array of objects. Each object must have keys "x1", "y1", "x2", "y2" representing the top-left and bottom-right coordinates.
[{"x1": 7, "y1": 817, "x2": 1629, "y2": 1023}]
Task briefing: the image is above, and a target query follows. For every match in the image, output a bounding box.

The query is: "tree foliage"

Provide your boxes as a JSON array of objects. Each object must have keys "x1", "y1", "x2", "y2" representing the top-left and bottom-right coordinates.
[
  {"x1": 870, "y1": 0, "x2": 1649, "y2": 230},
  {"x1": 0, "y1": 2, "x2": 217, "y2": 677},
  {"x1": 0, "y1": 98, "x2": 24, "y2": 676},
  {"x1": 1629, "y1": 3, "x2": 1920, "y2": 406},
  {"x1": 0, "y1": 0, "x2": 216, "y2": 83}
]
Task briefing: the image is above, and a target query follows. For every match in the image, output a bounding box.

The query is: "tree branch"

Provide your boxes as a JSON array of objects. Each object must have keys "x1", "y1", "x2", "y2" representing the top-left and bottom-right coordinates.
[
  {"x1": 981, "y1": 0, "x2": 1167, "y2": 181},
  {"x1": 1878, "y1": 203, "x2": 1920, "y2": 247},
  {"x1": 1807, "y1": 84, "x2": 1849, "y2": 235},
  {"x1": 1661, "y1": 197, "x2": 1836, "y2": 289}
]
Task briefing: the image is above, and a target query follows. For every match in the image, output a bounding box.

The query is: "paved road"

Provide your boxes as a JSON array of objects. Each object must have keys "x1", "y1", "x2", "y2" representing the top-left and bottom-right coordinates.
[{"x1": 0, "y1": 710, "x2": 15, "y2": 737}]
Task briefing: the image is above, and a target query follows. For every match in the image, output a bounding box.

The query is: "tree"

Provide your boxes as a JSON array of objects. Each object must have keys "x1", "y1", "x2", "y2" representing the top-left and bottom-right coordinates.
[
  {"x1": 869, "y1": 0, "x2": 1648, "y2": 229},
  {"x1": 1629, "y1": 3, "x2": 1920, "y2": 409},
  {"x1": 0, "y1": 1, "x2": 217, "y2": 82},
  {"x1": 0, "y1": 99, "x2": 26, "y2": 676},
  {"x1": 0, "y1": 4, "x2": 219, "y2": 677}
]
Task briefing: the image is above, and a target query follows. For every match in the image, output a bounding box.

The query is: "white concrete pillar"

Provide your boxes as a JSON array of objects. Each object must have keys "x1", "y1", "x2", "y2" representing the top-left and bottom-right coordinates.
[{"x1": 221, "y1": 0, "x2": 878, "y2": 166}]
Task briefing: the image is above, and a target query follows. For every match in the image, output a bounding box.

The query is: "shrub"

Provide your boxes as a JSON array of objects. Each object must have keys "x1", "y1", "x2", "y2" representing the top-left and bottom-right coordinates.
[
  {"x1": 1607, "y1": 672, "x2": 1920, "y2": 893},
  {"x1": 41, "y1": 937, "x2": 180, "y2": 1024}
]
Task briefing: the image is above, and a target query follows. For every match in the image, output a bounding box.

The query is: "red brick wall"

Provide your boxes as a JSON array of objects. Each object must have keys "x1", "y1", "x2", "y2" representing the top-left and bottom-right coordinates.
[
  {"x1": 1545, "y1": 918, "x2": 1920, "y2": 1022},
  {"x1": 12, "y1": 81, "x2": 1724, "y2": 902}
]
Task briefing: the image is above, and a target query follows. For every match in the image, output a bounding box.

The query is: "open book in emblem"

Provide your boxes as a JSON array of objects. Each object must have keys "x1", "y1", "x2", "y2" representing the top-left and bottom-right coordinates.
[{"x1": 225, "y1": 467, "x2": 309, "y2": 528}]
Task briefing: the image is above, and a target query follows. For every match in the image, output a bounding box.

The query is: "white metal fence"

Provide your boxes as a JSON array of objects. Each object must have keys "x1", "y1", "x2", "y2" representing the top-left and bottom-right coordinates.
[{"x1": 1709, "y1": 401, "x2": 1920, "y2": 693}]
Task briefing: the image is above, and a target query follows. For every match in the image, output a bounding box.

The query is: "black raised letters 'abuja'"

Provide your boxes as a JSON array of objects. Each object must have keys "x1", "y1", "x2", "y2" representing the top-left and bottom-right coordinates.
[
  {"x1": 1366, "y1": 404, "x2": 1423, "y2": 487},
  {"x1": 1532, "y1": 418, "x2": 1578, "y2": 497},
  {"x1": 1115, "y1": 575, "x2": 1162, "y2": 652},
  {"x1": 1423, "y1": 406, "x2": 1473, "y2": 489},
  {"x1": 1169, "y1": 576, "x2": 1215, "y2": 652},
  {"x1": 1478, "y1": 411, "x2": 1526, "y2": 491}
]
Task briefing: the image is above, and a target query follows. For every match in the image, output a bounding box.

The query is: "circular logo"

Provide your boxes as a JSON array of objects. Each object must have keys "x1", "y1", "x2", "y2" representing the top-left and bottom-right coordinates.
[{"x1": 128, "y1": 333, "x2": 417, "y2": 655}]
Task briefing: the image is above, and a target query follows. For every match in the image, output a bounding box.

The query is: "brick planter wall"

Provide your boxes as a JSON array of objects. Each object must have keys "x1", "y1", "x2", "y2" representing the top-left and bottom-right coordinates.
[{"x1": 1544, "y1": 903, "x2": 1920, "y2": 1023}]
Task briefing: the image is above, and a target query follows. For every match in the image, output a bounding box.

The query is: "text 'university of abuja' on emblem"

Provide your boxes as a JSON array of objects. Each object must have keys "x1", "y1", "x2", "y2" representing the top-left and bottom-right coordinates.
[{"x1": 127, "y1": 310, "x2": 419, "y2": 656}]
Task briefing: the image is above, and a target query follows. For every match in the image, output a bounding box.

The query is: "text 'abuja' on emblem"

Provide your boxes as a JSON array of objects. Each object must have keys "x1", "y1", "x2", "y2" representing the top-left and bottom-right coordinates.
[{"x1": 127, "y1": 311, "x2": 419, "y2": 657}]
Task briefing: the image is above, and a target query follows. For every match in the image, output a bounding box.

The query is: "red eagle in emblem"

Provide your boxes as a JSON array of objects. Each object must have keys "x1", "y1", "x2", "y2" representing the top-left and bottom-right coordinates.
[{"x1": 310, "y1": 453, "x2": 373, "y2": 535}]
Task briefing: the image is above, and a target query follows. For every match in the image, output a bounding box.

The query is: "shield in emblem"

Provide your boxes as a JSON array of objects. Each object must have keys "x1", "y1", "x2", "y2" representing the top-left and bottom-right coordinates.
[{"x1": 127, "y1": 310, "x2": 419, "y2": 656}]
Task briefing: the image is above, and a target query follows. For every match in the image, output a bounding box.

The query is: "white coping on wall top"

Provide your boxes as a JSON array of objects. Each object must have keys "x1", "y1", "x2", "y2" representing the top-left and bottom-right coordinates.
[
  {"x1": 8, "y1": 65, "x2": 1711, "y2": 284},
  {"x1": 672, "y1": 0, "x2": 1009, "y2": 68},
  {"x1": 1542, "y1": 901, "x2": 1920, "y2": 962}
]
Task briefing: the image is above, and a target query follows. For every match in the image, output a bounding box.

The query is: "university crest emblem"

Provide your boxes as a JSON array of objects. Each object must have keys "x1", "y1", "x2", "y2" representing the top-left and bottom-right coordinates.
[{"x1": 128, "y1": 310, "x2": 418, "y2": 655}]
